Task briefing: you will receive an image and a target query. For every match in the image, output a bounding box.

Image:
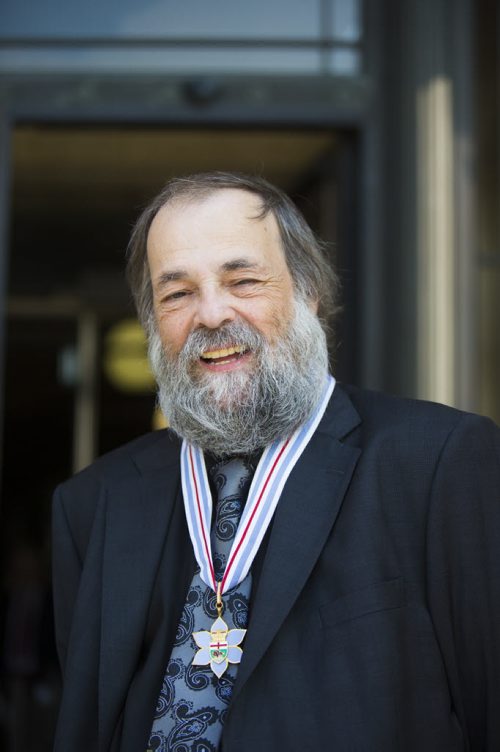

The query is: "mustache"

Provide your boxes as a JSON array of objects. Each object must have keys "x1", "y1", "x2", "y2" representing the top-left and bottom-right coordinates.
[{"x1": 178, "y1": 321, "x2": 265, "y2": 361}]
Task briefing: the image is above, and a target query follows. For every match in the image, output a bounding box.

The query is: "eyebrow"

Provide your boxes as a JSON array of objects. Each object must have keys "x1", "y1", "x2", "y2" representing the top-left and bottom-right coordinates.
[
  {"x1": 154, "y1": 270, "x2": 187, "y2": 290},
  {"x1": 220, "y1": 257, "x2": 265, "y2": 273},
  {"x1": 154, "y1": 257, "x2": 265, "y2": 290}
]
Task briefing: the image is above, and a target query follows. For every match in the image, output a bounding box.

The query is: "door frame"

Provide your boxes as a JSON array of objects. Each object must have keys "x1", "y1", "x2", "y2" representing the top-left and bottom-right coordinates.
[{"x1": 0, "y1": 70, "x2": 384, "y2": 499}]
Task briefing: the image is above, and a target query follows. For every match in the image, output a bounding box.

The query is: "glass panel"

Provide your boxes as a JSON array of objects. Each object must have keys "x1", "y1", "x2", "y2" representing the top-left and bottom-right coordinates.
[
  {"x1": 1, "y1": 0, "x2": 321, "y2": 40},
  {"x1": 330, "y1": 0, "x2": 362, "y2": 42},
  {"x1": 328, "y1": 47, "x2": 361, "y2": 75}
]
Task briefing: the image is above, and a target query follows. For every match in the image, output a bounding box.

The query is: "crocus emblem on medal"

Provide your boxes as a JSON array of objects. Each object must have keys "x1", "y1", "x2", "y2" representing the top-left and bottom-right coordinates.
[{"x1": 192, "y1": 617, "x2": 246, "y2": 678}]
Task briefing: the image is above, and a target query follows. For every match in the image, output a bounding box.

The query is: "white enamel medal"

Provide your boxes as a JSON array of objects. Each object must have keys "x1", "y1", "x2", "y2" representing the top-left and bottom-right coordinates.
[
  {"x1": 193, "y1": 616, "x2": 246, "y2": 678},
  {"x1": 192, "y1": 585, "x2": 246, "y2": 677}
]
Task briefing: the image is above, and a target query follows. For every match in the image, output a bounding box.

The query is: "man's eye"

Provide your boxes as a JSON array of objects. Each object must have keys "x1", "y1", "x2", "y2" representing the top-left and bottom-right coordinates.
[
  {"x1": 164, "y1": 290, "x2": 189, "y2": 302},
  {"x1": 233, "y1": 278, "x2": 257, "y2": 287}
]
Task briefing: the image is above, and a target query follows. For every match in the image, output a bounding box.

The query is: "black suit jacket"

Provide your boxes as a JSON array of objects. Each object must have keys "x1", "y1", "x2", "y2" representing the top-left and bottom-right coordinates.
[{"x1": 52, "y1": 385, "x2": 500, "y2": 751}]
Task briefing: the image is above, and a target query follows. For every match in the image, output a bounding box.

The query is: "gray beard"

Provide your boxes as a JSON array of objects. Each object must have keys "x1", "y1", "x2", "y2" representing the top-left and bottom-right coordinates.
[{"x1": 148, "y1": 297, "x2": 329, "y2": 456}]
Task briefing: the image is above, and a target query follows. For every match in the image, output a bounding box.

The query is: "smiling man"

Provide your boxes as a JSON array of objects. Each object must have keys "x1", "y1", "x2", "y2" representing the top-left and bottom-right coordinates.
[
  {"x1": 145, "y1": 187, "x2": 328, "y2": 457},
  {"x1": 52, "y1": 172, "x2": 500, "y2": 752}
]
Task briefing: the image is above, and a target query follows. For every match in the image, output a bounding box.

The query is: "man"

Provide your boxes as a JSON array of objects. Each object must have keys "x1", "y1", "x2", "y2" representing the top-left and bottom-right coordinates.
[{"x1": 52, "y1": 172, "x2": 500, "y2": 752}]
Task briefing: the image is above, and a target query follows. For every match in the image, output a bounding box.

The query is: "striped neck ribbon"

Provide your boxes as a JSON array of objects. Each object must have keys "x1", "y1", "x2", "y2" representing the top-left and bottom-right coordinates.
[{"x1": 181, "y1": 374, "x2": 335, "y2": 596}]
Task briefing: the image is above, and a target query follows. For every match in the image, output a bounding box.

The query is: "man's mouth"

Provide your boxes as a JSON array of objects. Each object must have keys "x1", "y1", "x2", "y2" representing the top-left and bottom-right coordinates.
[{"x1": 199, "y1": 345, "x2": 249, "y2": 366}]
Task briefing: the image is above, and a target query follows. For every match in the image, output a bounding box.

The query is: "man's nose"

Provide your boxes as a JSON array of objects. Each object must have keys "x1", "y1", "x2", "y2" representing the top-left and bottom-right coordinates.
[{"x1": 193, "y1": 289, "x2": 236, "y2": 330}]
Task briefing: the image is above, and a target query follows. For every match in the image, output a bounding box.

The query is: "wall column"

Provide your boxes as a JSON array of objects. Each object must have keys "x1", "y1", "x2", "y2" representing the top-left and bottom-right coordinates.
[{"x1": 383, "y1": 0, "x2": 476, "y2": 409}]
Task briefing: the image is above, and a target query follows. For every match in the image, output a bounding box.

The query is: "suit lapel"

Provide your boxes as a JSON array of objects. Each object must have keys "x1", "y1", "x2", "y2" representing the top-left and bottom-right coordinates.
[
  {"x1": 233, "y1": 386, "x2": 361, "y2": 698},
  {"x1": 98, "y1": 433, "x2": 181, "y2": 751}
]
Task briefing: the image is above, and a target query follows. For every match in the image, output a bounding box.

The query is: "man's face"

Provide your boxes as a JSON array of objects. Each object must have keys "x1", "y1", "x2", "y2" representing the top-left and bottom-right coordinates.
[
  {"x1": 146, "y1": 187, "x2": 328, "y2": 455},
  {"x1": 146, "y1": 188, "x2": 297, "y2": 381}
]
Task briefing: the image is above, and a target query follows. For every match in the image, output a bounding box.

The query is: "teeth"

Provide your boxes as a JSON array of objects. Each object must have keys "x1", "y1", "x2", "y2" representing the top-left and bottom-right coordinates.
[{"x1": 201, "y1": 346, "x2": 246, "y2": 360}]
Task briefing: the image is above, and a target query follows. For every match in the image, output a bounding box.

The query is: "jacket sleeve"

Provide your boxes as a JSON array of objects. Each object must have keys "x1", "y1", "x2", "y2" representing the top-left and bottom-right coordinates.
[
  {"x1": 426, "y1": 412, "x2": 500, "y2": 751},
  {"x1": 52, "y1": 483, "x2": 83, "y2": 673}
]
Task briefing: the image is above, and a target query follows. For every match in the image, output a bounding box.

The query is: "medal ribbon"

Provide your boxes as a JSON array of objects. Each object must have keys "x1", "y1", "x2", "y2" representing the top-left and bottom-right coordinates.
[{"x1": 181, "y1": 374, "x2": 335, "y2": 596}]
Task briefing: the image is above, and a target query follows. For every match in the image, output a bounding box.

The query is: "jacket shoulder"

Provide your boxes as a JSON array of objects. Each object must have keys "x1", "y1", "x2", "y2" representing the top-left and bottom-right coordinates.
[
  {"x1": 338, "y1": 383, "x2": 498, "y2": 449},
  {"x1": 61, "y1": 429, "x2": 180, "y2": 490},
  {"x1": 341, "y1": 383, "x2": 463, "y2": 422},
  {"x1": 53, "y1": 429, "x2": 181, "y2": 554}
]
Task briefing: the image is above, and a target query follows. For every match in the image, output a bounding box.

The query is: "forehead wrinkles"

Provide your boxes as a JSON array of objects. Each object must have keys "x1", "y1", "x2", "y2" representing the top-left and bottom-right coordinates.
[{"x1": 149, "y1": 191, "x2": 280, "y2": 254}]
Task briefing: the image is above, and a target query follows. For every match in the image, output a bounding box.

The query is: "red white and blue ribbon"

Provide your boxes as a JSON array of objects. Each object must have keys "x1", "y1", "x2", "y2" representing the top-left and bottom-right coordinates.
[{"x1": 181, "y1": 374, "x2": 335, "y2": 596}]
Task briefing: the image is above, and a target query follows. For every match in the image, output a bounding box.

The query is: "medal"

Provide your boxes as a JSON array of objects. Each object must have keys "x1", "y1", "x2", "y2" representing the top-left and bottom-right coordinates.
[
  {"x1": 192, "y1": 584, "x2": 247, "y2": 677},
  {"x1": 181, "y1": 375, "x2": 335, "y2": 676}
]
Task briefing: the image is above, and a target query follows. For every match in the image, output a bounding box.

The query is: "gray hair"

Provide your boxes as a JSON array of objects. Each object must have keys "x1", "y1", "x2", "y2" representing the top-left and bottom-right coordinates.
[{"x1": 126, "y1": 171, "x2": 340, "y2": 336}]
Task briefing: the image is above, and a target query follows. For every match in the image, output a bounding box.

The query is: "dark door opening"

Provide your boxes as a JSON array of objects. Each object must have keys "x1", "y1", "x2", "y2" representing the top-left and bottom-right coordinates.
[{"x1": 1, "y1": 123, "x2": 359, "y2": 750}]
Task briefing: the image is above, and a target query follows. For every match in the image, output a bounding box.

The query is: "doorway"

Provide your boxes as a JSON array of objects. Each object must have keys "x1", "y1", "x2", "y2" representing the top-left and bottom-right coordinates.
[{"x1": 1, "y1": 123, "x2": 359, "y2": 749}]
